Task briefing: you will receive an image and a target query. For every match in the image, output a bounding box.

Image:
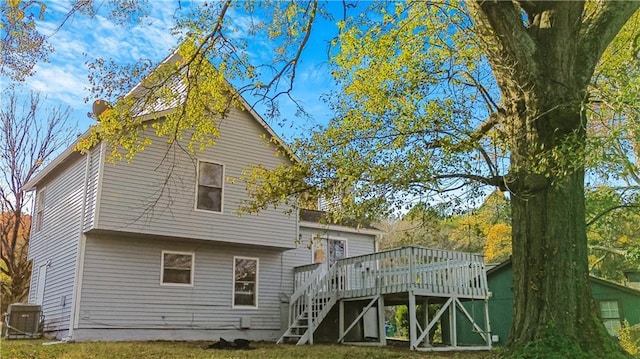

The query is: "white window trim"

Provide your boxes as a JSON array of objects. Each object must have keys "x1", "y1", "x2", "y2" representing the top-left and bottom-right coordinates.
[
  {"x1": 232, "y1": 256, "x2": 259, "y2": 309},
  {"x1": 35, "y1": 187, "x2": 46, "y2": 232},
  {"x1": 194, "y1": 159, "x2": 225, "y2": 214},
  {"x1": 160, "y1": 250, "x2": 195, "y2": 287},
  {"x1": 598, "y1": 299, "x2": 623, "y2": 336}
]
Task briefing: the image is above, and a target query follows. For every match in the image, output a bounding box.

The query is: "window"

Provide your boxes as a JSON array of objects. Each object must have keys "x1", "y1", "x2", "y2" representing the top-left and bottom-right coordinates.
[
  {"x1": 328, "y1": 238, "x2": 347, "y2": 266},
  {"x1": 599, "y1": 300, "x2": 622, "y2": 336},
  {"x1": 196, "y1": 161, "x2": 223, "y2": 212},
  {"x1": 161, "y1": 251, "x2": 194, "y2": 286},
  {"x1": 35, "y1": 189, "x2": 45, "y2": 232},
  {"x1": 233, "y1": 257, "x2": 258, "y2": 308}
]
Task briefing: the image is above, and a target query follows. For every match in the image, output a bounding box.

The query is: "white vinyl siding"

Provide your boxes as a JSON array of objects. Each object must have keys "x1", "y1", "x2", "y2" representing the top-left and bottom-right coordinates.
[
  {"x1": 95, "y1": 107, "x2": 297, "y2": 249},
  {"x1": 161, "y1": 251, "x2": 194, "y2": 286},
  {"x1": 27, "y1": 152, "x2": 87, "y2": 336},
  {"x1": 79, "y1": 235, "x2": 290, "y2": 332},
  {"x1": 74, "y1": 226, "x2": 376, "y2": 340},
  {"x1": 83, "y1": 145, "x2": 102, "y2": 231},
  {"x1": 233, "y1": 256, "x2": 258, "y2": 308}
]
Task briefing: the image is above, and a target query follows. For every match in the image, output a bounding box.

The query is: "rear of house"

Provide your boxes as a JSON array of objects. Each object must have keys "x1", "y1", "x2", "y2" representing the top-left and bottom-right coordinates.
[{"x1": 24, "y1": 98, "x2": 379, "y2": 341}]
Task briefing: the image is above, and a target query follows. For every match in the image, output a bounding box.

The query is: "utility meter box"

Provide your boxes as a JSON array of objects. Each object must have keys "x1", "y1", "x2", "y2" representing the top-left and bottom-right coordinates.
[{"x1": 3, "y1": 303, "x2": 43, "y2": 339}]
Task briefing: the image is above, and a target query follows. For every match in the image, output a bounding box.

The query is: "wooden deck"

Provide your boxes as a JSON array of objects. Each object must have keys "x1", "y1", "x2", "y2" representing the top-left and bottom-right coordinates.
[
  {"x1": 282, "y1": 246, "x2": 492, "y2": 350},
  {"x1": 295, "y1": 246, "x2": 489, "y2": 299}
]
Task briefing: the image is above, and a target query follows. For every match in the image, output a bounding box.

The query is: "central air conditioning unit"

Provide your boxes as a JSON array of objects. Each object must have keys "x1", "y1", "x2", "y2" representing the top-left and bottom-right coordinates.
[{"x1": 2, "y1": 303, "x2": 44, "y2": 339}]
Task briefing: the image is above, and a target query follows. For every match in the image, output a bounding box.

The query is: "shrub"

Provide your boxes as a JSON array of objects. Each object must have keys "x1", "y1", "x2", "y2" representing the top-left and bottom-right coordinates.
[{"x1": 619, "y1": 321, "x2": 640, "y2": 358}]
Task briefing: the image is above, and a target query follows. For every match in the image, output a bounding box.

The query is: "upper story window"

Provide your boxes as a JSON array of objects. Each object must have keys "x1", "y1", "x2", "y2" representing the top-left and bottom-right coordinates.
[
  {"x1": 35, "y1": 189, "x2": 45, "y2": 232},
  {"x1": 161, "y1": 251, "x2": 194, "y2": 286},
  {"x1": 197, "y1": 161, "x2": 223, "y2": 212}
]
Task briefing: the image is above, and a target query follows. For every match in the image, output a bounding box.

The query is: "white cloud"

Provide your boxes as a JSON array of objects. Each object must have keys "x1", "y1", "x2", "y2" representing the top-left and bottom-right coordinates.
[
  {"x1": 28, "y1": 63, "x2": 88, "y2": 108},
  {"x1": 14, "y1": 1, "x2": 185, "y2": 132}
]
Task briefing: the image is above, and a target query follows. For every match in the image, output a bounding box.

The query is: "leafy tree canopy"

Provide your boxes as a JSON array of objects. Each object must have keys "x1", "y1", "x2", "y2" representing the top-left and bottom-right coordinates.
[{"x1": 4, "y1": 1, "x2": 640, "y2": 357}]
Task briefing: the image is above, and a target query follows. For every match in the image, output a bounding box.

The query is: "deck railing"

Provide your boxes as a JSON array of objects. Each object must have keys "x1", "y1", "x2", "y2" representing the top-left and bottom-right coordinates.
[
  {"x1": 293, "y1": 263, "x2": 321, "y2": 290},
  {"x1": 293, "y1": 246, "x2": 489, "y2": 299}
]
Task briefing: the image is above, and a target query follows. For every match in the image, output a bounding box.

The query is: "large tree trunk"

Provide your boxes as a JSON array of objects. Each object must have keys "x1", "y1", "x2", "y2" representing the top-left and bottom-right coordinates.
[
  {"x1": 506, "y1": 99, "x2": 617, "y2": 356},
  {"x1": 464, "y1": 1, "x2": 640, "y2": 357},
  {"x1": 510, "y1": 167, "x2": 593, "y2": 344}
]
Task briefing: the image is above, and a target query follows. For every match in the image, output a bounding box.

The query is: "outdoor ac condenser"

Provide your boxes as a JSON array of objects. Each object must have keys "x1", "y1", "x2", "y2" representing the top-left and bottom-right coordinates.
[{"x1": 2, "y1": 303, "x2": 43, "y2": 339}]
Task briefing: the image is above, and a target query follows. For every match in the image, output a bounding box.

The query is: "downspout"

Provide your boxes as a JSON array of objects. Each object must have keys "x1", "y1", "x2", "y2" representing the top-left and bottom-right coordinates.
[
  {"x1": 66, "y1": 151, "x2": 91, "y2": 341},
  {"x1": 295, "y1": 206, "x2": 300, "y2": 249}
]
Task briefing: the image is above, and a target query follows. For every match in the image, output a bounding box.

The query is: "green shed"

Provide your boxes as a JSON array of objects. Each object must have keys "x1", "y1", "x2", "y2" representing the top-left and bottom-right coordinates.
[{"x1": 455, "y1": 260, "x2": 640, "y2": 346}]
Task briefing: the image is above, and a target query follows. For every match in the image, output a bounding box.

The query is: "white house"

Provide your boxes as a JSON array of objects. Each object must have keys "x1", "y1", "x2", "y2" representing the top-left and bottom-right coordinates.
[
  {"x1": 24, "y1": 52, "x2": 491, "y2": 351},
  {"x1": 23, "y1": 53, "x2": 380, "y2": 342}
]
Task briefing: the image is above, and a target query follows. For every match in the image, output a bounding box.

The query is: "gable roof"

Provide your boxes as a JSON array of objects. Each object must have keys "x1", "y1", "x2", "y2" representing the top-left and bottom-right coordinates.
[
  {"x1": 487, "y1": 258, "x2": 640, "y2": 297},
  {"x1": 23, "y1": 50, "x2": 296, "y2": 191}
]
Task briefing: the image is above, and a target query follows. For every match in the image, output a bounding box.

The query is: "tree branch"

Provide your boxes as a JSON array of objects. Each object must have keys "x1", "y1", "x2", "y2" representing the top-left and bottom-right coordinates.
[
  {"x1": 465, "y1": 0, "x2": 538, "y2": 85},
  {"x1": 434, "y1": 173, "x2": 505, "y2": 188},
  {"x1": 589, "y1": 245, "x2": 627, "y2": 257},
  {"x1": 578, "y1": 1, "x2": 640, "y2": 84},
  {"x1": 586, "y1": 204, "x2": 640, "y2": 227}
]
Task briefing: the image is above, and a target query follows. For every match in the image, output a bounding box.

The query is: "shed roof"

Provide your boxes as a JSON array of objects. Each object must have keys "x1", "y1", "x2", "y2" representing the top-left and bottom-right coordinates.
[{"x1": 487, "y1": 258, "x2": 640, "y2": 297}]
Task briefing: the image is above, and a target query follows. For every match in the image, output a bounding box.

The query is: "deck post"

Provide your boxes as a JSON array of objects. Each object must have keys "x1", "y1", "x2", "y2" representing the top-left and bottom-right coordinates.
[
  {"x1": 339, "y1": 300, "x2": 345, "y2": 343},
  {"x1": 408, "y1": 290, "x2": 417, "y2": 350},
  {"x1": 449, "y1": 297, "x2": 457, "y2": 348},
  {"x1": 422, "y1": 298, "x2": 431, "y2": 347},
  {"x1": 377, "y1": 295, "x2": 386, "y2": 346},
  {"x1": 484, "y1": 298, "x2": 492, "y2": 348},
  {"x1": 307, "y1": 294, "x2": 313, "y2": 345}
]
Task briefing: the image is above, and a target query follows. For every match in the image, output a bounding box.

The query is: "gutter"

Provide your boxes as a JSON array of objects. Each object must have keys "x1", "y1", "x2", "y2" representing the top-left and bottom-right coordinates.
[{"x1": 299, "y1": 221, "x2": 384, "y2": 236}]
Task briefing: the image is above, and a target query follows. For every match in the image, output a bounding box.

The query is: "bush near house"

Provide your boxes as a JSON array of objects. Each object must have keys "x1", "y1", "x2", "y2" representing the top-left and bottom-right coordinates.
[{"x1": 619, "y1": 322, "x2": 640, "y2": 358}]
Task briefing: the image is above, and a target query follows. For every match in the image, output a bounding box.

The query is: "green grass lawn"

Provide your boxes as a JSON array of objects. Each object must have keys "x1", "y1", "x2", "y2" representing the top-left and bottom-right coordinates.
[{"x1": 1, "y1": 340, "x2": 492, "y2": 359}]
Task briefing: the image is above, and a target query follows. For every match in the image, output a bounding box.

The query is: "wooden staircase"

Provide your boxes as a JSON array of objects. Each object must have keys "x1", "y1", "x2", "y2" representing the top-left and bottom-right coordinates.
[{"x1": 277, "y1": 264, "x2": 339, "y2": 345}]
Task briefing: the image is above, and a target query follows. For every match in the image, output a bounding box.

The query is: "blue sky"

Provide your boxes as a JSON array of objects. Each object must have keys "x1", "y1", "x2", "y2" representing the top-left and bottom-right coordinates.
[{"x1": 5, "y1": 1, "x2": 339, "y2": 142}]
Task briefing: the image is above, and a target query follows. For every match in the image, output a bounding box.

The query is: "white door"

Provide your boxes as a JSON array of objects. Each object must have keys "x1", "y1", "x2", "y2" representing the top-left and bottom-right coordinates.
[{"x1": 35, "y1": 265, "x2": 48, "y2": 305}]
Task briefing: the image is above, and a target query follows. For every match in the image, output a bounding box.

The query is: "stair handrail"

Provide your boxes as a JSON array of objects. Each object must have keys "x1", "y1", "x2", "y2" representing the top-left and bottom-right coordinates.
[
  {"x1": 288, "y1": 263, "x2": 329, "y2": 327},
  {"x1": 306, "y1": 262, "x2": 342, "y2": 330}
]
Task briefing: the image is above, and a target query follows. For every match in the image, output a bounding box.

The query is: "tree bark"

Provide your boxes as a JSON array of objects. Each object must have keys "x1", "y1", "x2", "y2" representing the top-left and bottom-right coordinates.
[{"x1": 465, "y1": 1, "x2": 640, "y2": 356}]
